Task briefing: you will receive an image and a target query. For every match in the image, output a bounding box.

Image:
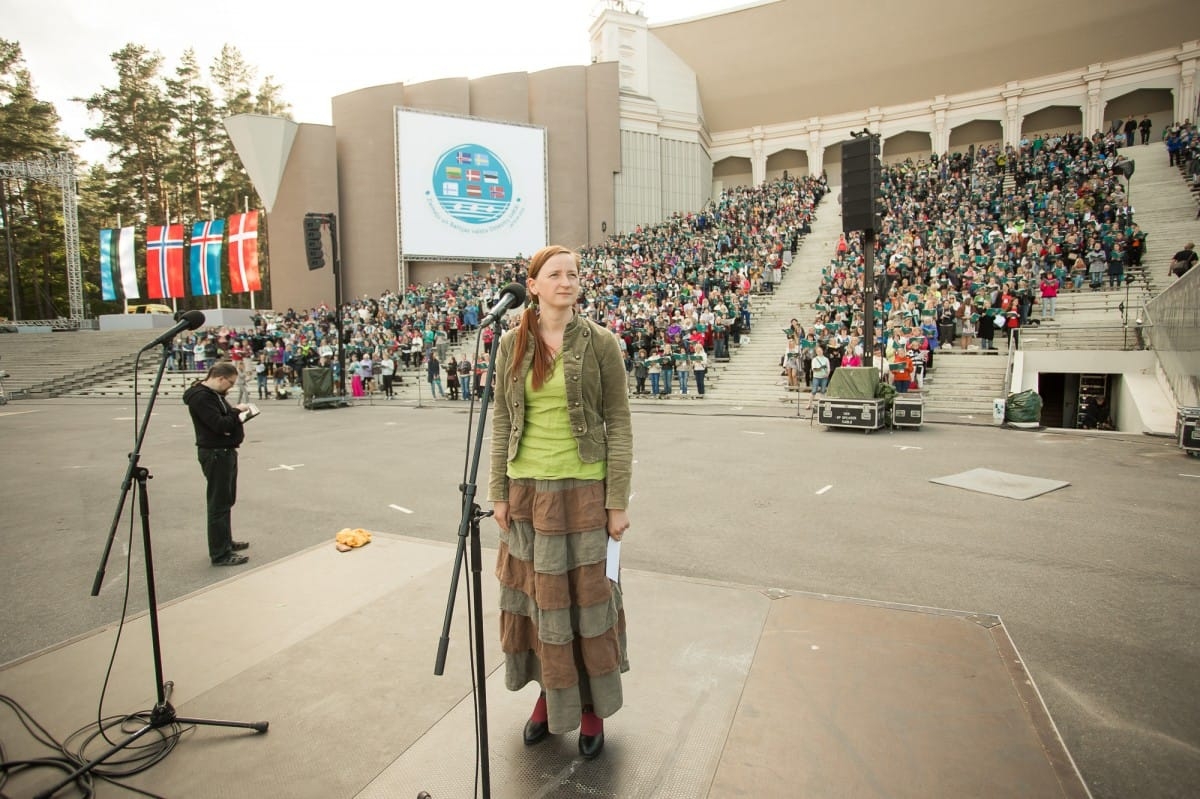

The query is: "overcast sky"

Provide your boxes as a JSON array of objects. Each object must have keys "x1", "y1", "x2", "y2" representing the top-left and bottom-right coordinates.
[{"x1": 4, "y1": 0, "x2": 746, "y2": 162}]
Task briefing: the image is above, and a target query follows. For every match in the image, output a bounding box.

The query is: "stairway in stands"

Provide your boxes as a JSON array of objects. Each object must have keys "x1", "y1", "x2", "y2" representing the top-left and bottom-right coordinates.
[
  {"x1": 706, "y1": 199, "x2": 843, "y2": 407},
  {"x1": 1114, "y1": 141, "x2": 1200, "y2": 289}
]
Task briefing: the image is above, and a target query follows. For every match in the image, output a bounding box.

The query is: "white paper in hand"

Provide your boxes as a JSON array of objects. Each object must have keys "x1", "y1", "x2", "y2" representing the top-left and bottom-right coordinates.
[{"x1": 606, "y1": 537, "x2": 621, "y2": 583}]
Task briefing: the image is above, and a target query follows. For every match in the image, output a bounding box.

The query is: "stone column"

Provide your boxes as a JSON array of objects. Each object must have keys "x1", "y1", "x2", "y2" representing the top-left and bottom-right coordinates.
[
  {"x1": 931, "y1": 97, "x2": 950, "y2": 157},
  {"x1": 1002, "y1": 86, "x2": 1023, "y2": 148},
  {"x1": 1083, "y1": 66, "x2": 1107, "y2": 135},
  {"x1": 751, "y1": 128, "x2": 766, "y2": 185},
  {"x1": 1178, "y1": 59, "x2": 1197, "y2": 124},
  {"x1": 808, "y1": 126, "x2": 824, "y2": 177}
]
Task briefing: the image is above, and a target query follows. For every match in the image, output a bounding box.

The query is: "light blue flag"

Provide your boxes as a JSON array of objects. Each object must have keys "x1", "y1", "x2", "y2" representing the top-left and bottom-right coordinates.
[{"x1": 99, "y1": 228, "x2": 117, "y2": 301}]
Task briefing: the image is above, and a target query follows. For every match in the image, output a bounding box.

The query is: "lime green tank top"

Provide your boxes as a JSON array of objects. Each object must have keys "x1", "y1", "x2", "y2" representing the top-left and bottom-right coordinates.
[{"x1": 507, "y1": 357, "x2": 606, "y2": 481}]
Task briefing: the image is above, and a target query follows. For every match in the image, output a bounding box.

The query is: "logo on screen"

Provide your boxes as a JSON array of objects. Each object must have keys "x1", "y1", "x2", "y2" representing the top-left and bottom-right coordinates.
[{"x1": 429, "y1": 144, "x2": 515, "y2": 229}]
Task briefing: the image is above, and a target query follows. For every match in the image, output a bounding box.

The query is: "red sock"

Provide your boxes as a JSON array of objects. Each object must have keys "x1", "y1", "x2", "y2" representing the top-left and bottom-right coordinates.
[
  {"x1": 580, "y1": 710, "x2": 603, "y2": 736},
  {"x1": 530, "y1": 693, "x2": 548, "y2": 723}
]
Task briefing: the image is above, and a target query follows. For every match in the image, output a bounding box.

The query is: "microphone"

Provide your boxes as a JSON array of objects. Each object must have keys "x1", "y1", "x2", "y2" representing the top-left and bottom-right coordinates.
[
  {"x1": 140, "y1": 310, "x2": 206, "y2": 351},
  {"x1": 478, "y1": 283, "x2": 527, "y2": 327}
]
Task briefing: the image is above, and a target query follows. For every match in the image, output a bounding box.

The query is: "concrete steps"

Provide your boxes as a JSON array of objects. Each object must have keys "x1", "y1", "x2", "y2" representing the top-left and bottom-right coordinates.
[
  {"x1": 919, "y1": 351, "x2": 1009, "y2": 415},
  {"x1": 706, "y1": 199, "x2": 844, "y2": 406},
  {"x1": 0, "y1": 330, "x2": 155, "y2": 397},
  {"x1": 1116, "y1": 141, "x2": 1200, "y2": 298}
]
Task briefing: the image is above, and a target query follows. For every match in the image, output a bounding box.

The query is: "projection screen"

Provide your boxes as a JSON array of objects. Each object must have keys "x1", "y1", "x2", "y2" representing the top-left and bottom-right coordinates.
[{"x1": 396, "y1": 108, "x2": 548, "y2": 261}]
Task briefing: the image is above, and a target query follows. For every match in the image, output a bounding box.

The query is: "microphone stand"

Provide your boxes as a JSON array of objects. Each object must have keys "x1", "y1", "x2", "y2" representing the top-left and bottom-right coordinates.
[
  {"x1": 432, "y1": 317, "x2": 504, "y2": 799},
  {"x1": 41, "y1": 339, "x2": 268, "y2": 799}
]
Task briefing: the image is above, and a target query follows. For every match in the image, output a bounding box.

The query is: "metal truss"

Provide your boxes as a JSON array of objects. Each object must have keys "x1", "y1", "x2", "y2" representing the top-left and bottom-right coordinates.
[{"x1": 0, "y1": 153, "x2": 83, "y2": 327}]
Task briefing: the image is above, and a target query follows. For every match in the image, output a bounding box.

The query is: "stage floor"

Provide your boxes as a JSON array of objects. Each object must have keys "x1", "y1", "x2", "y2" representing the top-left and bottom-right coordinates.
[{"x1": 0, "y1": 533, "x2": 1088, "y2": 798}]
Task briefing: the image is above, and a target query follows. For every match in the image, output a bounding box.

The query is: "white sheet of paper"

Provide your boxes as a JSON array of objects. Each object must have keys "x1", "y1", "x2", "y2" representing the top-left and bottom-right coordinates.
[{"x1": 606, "y1": 537, "x2": 621, "y2": 582}]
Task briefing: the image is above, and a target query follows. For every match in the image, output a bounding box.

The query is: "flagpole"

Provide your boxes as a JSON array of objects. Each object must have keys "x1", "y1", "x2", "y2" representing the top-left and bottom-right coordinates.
[
  {"x1": 210, "y1": 206, "x2": 222, "y2": 311},
  {"x1": 118, "y1": 213, "x2": 127, "y2": 313},
  {"x1": 245, "y1": 196, "x2": 256, "y2": 311},
  {"x1": 163, "y1": 200, "x2": 178, "y2": 315}
]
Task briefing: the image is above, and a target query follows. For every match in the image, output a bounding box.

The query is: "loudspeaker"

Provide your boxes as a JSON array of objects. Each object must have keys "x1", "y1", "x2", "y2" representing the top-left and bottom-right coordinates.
[
  {"x1": 303, "y1": 216, "x2": 326, "y2": 270},
  {"x1": 842, "y1": 136, "x2": 882, "y2": 235},
  {"x1": 1115, "y1": 159, "x2": 1135, "y2": 179}
]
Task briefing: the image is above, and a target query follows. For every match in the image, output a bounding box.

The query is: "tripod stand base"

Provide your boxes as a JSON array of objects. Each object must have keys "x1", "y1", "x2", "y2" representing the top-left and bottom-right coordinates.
[{"x1": 34, "y1": 681, "x2": 267, "y2": 799}]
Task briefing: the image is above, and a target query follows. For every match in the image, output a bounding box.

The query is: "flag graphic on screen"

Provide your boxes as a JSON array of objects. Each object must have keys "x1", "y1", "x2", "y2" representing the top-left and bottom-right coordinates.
[
  {"x1": 189, "y1": 220, "x2": 225, "y2": 295},
  {"x1": 146, "y1": 224, "x2": 185, "y2": 299},
  {"x1": 431, "y1": 143, "x2": 514, "y2": 227},
  {"x1": 98, "y1": 229, "x2": 118, "y2": 301},
  {"x1": 227, "y1": 211, "x2": 261, "y2": 293}
]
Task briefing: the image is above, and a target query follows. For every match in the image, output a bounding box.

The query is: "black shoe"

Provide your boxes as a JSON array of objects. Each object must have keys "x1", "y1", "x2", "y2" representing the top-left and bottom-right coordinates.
[
  {"x1": 212, "y1": 553, "x2": 249, "y2": 566},
  {"x1": 231, "y1": 541, "x2": 250, "y2": 551},
  {"x1": 578, "y1": 731, "x2": 604, "y2": 760},
  {"x1": 523, "y1": 719, "x2": 550, "y2": 746}
]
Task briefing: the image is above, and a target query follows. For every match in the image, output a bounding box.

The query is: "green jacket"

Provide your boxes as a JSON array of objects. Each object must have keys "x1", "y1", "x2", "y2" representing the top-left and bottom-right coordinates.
[{"x1": 489, "y1": 314, "x2": 633, "y2": 509}]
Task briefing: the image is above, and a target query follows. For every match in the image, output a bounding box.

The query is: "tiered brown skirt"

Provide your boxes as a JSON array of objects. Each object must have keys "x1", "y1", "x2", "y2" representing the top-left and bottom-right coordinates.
[{"x1": 496, "y1": 478, "x2": 629, "y2": 734}]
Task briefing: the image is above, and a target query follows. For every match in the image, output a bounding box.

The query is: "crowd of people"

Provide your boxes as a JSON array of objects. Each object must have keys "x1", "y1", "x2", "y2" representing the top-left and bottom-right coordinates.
[
  {"x1": 781, "y1": 125, "x2": 1162, "y2": 395},
  {"x1": 172, "y1": 173, "x2": 829, "y2": 400},
  {"x1": 169, "y1": 119, "x2": 1198, "y2": 404}
]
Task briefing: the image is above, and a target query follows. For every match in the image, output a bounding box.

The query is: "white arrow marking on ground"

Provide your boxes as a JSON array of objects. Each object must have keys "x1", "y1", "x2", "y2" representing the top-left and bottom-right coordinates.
[
  {"x1": 816, "y1": 485, "x2": 833, "y2": 495},
  {"x1": 0, "y1": 410, "x2": 38, "y2": 417},
  {"x1": 1180, "y1": 474, "x2": 1200, "y2": 478},
  {"x1": 269, "y1": 463, "x2": 305, "y2": 471},
  {"x1": 390, "y1": 504, "x2": 413, "y2": 513},
  {"x1": 730, "y1": 406, "x2": 744, "y2": 410},
  {"x1": 894, "y1": 445, "x2": 923, "y2": 451},
  {"x1": 743, "y1": 430, "x2": 765, "y2": 436},
  {"x1": 114, "y1": 417, "x2": 135, "y2": 421}
]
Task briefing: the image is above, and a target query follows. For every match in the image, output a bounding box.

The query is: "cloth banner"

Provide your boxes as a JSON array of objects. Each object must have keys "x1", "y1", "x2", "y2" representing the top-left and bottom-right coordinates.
[
  {"x1": 99, "y1": 227, "x2": 138, "y2": 300},
  {"x1": 227, "y1": 211, "x2": 261, "y2": 293},
  {"x1": 98, "y1": 228, "x2": 117, "y2": 301},
  {"x1": 146, "y1": 224, "x2": 185, "y2": 299},
  {"x1": 118, "y1": 227, "x2": 138, "y2": 299},
  {"x1": 189, "y1": 220, "x2": 225, "y2": 296}
]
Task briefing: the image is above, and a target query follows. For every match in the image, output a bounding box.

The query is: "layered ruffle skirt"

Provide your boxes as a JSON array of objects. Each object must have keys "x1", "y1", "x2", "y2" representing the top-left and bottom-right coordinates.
[{"x1": 495, "y1": 478, "x2": 629, "y2": 734}]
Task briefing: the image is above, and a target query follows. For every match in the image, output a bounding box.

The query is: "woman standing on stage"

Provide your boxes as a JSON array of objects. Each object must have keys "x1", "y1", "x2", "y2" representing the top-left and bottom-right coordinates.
[{"x1": 489, "y1": 244, "x2": 633, "y2": 760}]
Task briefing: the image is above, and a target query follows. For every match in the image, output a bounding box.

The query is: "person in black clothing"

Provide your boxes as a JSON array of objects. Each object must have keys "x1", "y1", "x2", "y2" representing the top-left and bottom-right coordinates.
[
  {"x1": 183, "y1": 361, "x2": 252, "y2": 566},
  {"x1": 1171, "y1": 242, "x2": 1198, "y2": 278},
  {"x1": 1139, "y1": 116, "x2": 1153, "y2": 145},
  {"x1": 1123, "y1": 117, "x2": 1138, "y2": 148}
]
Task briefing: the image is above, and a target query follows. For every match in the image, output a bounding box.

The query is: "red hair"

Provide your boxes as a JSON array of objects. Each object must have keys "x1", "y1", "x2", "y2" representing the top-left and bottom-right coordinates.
[{"x1": 509, "y1": 245, "x2": 579, "y2": 390}]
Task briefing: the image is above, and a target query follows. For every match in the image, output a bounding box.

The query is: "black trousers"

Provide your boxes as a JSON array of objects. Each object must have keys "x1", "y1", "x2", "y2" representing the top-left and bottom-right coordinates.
[{"x1": 199, "y1": 448, "x2": 238, "y2": 561}]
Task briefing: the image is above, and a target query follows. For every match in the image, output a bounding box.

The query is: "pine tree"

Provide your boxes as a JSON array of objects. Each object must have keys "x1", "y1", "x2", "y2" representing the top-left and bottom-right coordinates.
[
  {"x1": 165, "y1": 48, "x2": 220, "y2": 222},
  {"x1": 0, "y1": 39, "x2": 71, "y2": 320}
]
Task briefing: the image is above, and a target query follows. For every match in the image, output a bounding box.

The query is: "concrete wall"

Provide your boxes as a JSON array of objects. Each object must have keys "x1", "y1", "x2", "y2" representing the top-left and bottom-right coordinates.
[
  {"x1": 1013, "y1": 350, "x2": 1176, "y2": 434},
  {"x1": 1145, "y1": 266, "x2": 1200, "y2": 407},
  {"x1": 266, "y1": 124, "x2": 340, "y2": 313}
]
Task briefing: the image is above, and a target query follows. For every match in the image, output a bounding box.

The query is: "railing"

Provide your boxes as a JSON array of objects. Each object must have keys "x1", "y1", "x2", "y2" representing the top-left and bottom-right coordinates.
[{"x1": 1019, "y1": 322, "x2": 1151, "y2": 351}]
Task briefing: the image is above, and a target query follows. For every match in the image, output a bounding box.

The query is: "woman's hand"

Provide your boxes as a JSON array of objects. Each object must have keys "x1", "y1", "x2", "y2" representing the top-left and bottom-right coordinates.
[
  {"x1": 493, "y1": 501, "x2": 510, "y2": 533},
  {"x1": 607, "y1": 508, "x2": 630, "y2": 541}
]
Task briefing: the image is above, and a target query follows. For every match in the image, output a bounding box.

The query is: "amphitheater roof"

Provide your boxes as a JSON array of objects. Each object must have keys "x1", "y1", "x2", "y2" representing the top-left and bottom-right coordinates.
[{"x1": 649, "y1": 0, "x2": 1198, "y2": 132}]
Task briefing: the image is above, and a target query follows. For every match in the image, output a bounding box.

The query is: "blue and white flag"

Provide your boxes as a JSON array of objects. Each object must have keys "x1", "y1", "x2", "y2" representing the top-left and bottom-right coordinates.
[
  {"x1": 189, "y1": 220, "x2": 225, "y2": 295},
  {"x1": 118, "y1": 227, "x2": 138, "y2": 299}
]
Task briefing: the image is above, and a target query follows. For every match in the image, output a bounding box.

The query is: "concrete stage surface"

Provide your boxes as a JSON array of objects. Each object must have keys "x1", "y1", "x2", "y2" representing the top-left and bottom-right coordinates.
[{"x1": 0, "y1": 534, "x2": 1087, "y2": 798}]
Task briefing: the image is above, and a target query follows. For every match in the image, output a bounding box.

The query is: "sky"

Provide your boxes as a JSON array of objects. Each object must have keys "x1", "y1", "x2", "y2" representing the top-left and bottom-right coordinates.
[{"x1": 3, "y1": 0, "x2": 750, "y2": 163}]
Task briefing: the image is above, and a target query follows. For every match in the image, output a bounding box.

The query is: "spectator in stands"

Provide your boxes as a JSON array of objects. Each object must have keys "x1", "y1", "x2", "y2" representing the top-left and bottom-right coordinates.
[
  {"x1": 427, "y1": 352, "x2": 446, "y2": 400},
  {"x1": 808, "y1": 346, "x2": 830, "y2": 409},
  {"x1": 1171, "y1": 242, "x2": 1197, "y2": 278},
  {"x1": 890, "y1": 347, "x2": 914, "y2": 394},
  {"x1": 1039, "y1": 272, "x2": 1060, "y2": 320},
  {"x1": 691, "y1": 342, "x2": 707, "y2": 398},
  {"x1": 380, "y1": 350, "x2": 396, "y2": 399},
  {"x1": 446, "y1": 355, "x2": 460, "y2": 400}
]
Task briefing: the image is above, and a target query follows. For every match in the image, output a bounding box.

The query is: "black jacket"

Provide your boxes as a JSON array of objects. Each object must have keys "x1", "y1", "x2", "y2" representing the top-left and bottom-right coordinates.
[{"x1": 183, "y1": 383, "x2": 245, "y2": 449}]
